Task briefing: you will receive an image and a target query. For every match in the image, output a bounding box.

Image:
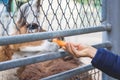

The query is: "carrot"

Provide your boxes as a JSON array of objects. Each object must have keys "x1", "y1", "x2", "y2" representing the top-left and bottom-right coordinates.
[{"x1": 52, "y1": 38, "x2": 66, "y2": 47}]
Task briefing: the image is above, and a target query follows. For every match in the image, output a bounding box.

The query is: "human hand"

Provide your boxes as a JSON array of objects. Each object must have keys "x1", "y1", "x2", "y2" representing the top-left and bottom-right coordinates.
[{"x1": 63, "y1": 42, "x2": 97, "y2": 58}]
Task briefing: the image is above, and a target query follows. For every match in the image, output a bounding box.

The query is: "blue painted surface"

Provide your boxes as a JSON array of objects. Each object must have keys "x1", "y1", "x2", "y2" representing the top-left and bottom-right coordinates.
[{"x1": 0, "y1": 0, "x2": 8, "y2": 4}]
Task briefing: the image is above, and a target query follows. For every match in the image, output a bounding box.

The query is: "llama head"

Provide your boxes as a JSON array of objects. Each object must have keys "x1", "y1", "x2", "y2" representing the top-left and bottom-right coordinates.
[{"x1": 11, "y1": 23, "x2": 46, "y2": 51}]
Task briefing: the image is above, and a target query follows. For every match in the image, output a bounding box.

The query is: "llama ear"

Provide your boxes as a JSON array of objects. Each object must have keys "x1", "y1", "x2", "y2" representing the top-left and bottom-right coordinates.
[
  {"x1": 17, "y1": 5, "x2": 27, "y2": 28},
  {"x1": 17, "y1": 18, "x2": 27, "y2": 28}
]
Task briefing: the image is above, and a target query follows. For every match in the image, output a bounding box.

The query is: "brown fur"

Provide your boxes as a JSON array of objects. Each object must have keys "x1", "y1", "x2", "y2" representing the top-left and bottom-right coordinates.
[
  {"x1": 0, "y1": 23, "x2": 44, "y2": 62},
  {"x1": 17, "y1": 58, "x2": 81, "y2": 80},
  {"x1": 0, "y1": 45, "x2": 14, "y2": 61},
  {"x1": 0, "y1": 1, "x2": 92, "y2": 80},
  {"x1": 11, "y1": 22, "x2": 46, "y2": 50},
  {"x1": 0, "y1": 23, "x2": 91, "y2": 80}
]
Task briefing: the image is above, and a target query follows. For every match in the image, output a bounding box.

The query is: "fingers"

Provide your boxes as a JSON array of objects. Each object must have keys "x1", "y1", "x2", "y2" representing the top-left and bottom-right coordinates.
[
  {"x1": 70, "y1": 43, "x2": 80, "y2": 58},
  {"x1": 71, "y1": 43, "x2": 87, "y2": 50},
  {"x1": 71, "y1": 44, "x2": 89, "y2": 57},
  {"x1": 65, "y1": 43, "x2": 79, "y2": 58},
  {"x1": 64, "y1": 42, "x2": 89, "y2": 58},
  {"x1": 66, "y1": 43, "x2": 73, "y2": 54}
]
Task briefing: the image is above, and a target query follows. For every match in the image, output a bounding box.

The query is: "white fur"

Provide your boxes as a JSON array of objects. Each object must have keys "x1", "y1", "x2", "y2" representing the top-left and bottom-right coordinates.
[
  {"x1": 13, "y1": 40, "x2": 59, "y2": 58},
  {"x1": 17, "y1": 0, "x2": 40, "y2": 24},
  {"x1": 20, "y1": 40, "x2": 59, "y2": 53}
]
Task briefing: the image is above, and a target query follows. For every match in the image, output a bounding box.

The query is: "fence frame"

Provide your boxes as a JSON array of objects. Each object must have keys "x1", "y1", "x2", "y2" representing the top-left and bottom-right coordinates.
[
  {"x1": 102, "y1": 0, "x2": 120, "y2": 80},
  {"x1": 0, "y1": 25, "x2": 111, "y2": 46},
  {"x1": 1, "y1": 0, "x2": 119, "y2": 79},
  {"x1": 0, "y1": 42, "x2": 111, "y2": 71}
]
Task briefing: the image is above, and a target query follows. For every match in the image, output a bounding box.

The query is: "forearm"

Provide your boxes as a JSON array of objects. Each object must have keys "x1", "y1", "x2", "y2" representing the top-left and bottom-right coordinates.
[{"x1": 91, "y1": 48, "x2": 120, "y2": 79}]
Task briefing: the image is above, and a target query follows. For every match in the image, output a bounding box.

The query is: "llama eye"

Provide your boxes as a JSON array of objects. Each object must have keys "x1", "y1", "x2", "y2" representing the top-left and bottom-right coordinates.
[
  {"x1": 26, "y1": 23, "x2": 39, "y2": 33},
  {"x1": 29, "y1": 25, "x2": 37, "y2": 30},
  {"x1": 27, "y1": 23, "x2": 38, "y2": 30}
]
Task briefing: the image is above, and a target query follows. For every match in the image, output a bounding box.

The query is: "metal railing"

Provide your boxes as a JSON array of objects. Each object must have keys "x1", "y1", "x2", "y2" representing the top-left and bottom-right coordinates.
[
  {"x1": 0, "y1": 42, "x2": 112, "y2": 71},
  {"x1": 0, "y1": 0, "x2": 113, "y2": 80}
]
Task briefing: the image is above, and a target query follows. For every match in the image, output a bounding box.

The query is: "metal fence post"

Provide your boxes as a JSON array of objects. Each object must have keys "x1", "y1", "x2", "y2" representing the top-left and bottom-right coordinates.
[{"x1": 102, "y1": 0, "x2": 120, "y2": 80}]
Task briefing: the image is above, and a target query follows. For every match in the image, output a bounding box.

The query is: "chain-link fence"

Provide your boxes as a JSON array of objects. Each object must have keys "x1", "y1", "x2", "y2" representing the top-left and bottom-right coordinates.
[
  {"x1": 41, "y1": 64, "x2": 102, "y2": 80},
  {"x1": 0, "y1": 0, "x2": 102, "y2": 36},
  {"x1": 0, "y1": 0, "x2": 111, "y2": 80}
]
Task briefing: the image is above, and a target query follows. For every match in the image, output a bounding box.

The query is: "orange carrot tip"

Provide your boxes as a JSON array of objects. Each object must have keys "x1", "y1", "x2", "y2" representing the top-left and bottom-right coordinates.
[{"x1": 52, "y1": 38, "x2": 66, "y2": 47}]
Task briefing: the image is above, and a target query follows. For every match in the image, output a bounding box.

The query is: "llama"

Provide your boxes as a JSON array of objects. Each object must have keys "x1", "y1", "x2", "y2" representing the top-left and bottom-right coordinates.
[
  {"x1": 0, "y1": 0, "x2": 92, "y2": 79},
  {"x1": 0, "y1": 23, "x2": 59, "y2": 80}
]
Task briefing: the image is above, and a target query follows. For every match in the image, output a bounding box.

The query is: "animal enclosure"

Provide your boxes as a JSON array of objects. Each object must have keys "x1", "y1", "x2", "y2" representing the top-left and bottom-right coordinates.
[{"x1": 0, "y1": 0, "x2": 113, "y2": 80}]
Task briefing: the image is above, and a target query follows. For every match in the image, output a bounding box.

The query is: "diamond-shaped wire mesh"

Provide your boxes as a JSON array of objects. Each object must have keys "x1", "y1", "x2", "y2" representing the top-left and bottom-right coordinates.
[
  {"x1": 0, "y1": 0, "x2": 101, "y2": 36},
  {"x1": 0, "y1": 0, "x2": 102, "y2": 79},
  {"x1": 67, "y1": 69, "x2": 101, "y2": 80}
]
